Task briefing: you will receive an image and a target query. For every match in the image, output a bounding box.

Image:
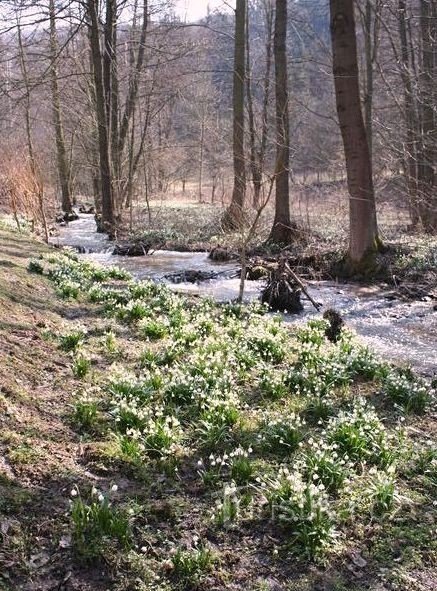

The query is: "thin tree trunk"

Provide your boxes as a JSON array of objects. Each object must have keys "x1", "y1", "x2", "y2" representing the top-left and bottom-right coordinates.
[
  {"x1": 222, "y1": 0, "x2": 246, "y2": 229},
  {"x1": 104, "y1": 0, "x2": 119, "y2": 208},
  {"x1": 330, "y1": 0, "x2": 380, "y2": 266},
  {"x1": 49, "y1": 0, "x2": 72, "y2": 214},
  {"x1": 245, "y1": 3, "x2": 261, "y2": 208},
  {"x1": 417, "y1": 0, "x2": 437, "y2": 231},
  {"x1": 198, "y1": 101, "x2": 205, "y2": 203},
  {"x1": 398, "y1": 0, "x2": 420, "y2": 225},
  {"x1": 117, "y1": 0, "x2": 148, "y2": 166}
]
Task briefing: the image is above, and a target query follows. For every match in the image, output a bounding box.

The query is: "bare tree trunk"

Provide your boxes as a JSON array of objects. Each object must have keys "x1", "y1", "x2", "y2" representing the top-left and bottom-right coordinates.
[
  {"x1": 245, "y1": 2, "x2": 260, "y2": 208},
  {"x1": 87, "y1": 0, "x2": 114, "y2": 237},
  {"x1": 258, "y1": 0, "x2": 274, "y2": 197},
  {"x1": 222, "y1": 0, "x2": 246, "y2": 229},
  {"x1": 104, "y1": 0, "x2": 119, "y2": 209},
  {"x1": 269, "y1": 0, "x2": 297, "y2": 244},
  {"x1": 362, "y1": 1, "x2": 374, "y2": 162},
  {"x1": 417, "y1": 0, "x2": 437, "y2": 231},
  {"x1": 330, "y1": 0, "x2": 380, "y2": 267},
  {"x1": 118, "y1": 0, "x2": 148, "y2": 165},
  {"x1": 49, "y1": 0, "x2": 72, "y2": 214},
  {"x1": 198, "y1": 101, "x2": 205, "y2": 203},
  {"x1": 398, "y1": 0, "x2": 420, "y2": 225}
]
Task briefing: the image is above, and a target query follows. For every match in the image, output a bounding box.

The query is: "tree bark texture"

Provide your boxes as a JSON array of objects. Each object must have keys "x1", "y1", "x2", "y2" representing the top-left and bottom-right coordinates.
[
  {"x1": 87, "y1": 0, "x2": 114, "y2": 235},
  {"x1": 222, "y1": 0, "x2": 246, "y2": 229},
  {"x1": 269, "y1": 0, "x2": 295, "y2": 244},
  {"x1": 330, "y1": 0, "x2": 379, "y2": 264}
]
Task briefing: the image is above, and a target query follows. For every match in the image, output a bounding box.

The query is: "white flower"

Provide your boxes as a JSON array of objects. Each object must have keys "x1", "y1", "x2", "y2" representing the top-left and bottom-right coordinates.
[
  {"x1": 98, "y1": 493, "x2": 104, "y2": 502},
  {"x1": 111, "y1": 484, "x2": 118, "y2": 492},
  {"x1": 70, "y1": 488, "x2": 78, "y2": 497}
]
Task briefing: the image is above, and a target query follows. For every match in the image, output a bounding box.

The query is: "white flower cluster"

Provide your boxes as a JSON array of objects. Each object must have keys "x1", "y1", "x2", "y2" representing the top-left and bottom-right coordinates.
[
  {"x1": 198, "y1": 445, "x2": 253, "y2": 473},
  {"x1": 126, "y1": 413, "x2": 182, "y2": 457},
  {"x1": 261, "y1": 466, "x2": 332, "y2": 520},
  {"x1": 326, "y1": 398, "x2": 390, "y2": 464}
]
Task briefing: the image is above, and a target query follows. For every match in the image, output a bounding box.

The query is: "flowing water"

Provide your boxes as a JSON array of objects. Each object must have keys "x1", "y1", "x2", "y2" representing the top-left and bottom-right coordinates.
[{"x1": 50, "y1": 215, "x2": 437, "y2": 375}]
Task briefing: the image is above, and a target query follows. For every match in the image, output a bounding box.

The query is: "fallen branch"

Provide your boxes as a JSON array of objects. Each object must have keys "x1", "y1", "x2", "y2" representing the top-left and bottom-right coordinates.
[{"x1": 284, "y1": 262, "x2": 322, "y2": 311}]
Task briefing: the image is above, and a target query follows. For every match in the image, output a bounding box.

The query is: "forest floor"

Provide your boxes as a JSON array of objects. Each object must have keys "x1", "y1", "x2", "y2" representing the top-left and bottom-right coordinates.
[{"x1": 0, "y1": 225, "x2": 436, "y2": 591}]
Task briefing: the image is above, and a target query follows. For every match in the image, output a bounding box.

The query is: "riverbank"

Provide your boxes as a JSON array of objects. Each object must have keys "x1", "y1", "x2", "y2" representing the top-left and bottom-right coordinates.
[
  {"x1": 46, "y1": 213, "x2": 437, "y2": 375},
  {"x1": 0, "y1": 226, "x2": 436, "y2": 591},
  {"x1": 47, "y1": 200, "x2": 437, "y2": 301}
]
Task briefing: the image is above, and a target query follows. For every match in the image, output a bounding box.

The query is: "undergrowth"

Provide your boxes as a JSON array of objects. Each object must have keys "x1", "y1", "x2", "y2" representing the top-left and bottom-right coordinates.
[{"x1": 26, "y1": 251, "x2": 436, "y2": 587}]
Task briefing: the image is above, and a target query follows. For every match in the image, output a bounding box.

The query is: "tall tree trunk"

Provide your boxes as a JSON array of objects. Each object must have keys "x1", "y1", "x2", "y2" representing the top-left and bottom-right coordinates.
[
  {"x1": 49, "y1": 0, "x2": 72, "y2": 214},
  {"x1": 104, "y1": 0, "x2": 119, "y2": 207},
  {"x1": 222, "y1": 0, "x2": 246, "y2": 229},
  {"x1": 258, "y1": 0, "x2": 274, "y2": 200},
  {"x1": 87, "y1": 0, "x2": 114, "y2": 236},
  {"x1": 363, "y1": 0, "x2": 374, "y2": 162},
  {"x1": 398, "y1": 0, "x2": 420, "y2": 225},
  {"x1": 330, "y1": 0, "x2": 380, "y2": 266},
  {"x1": 246, "y1": 2, "x2": 260, "y2": 208},
  {"x1": 269, "y1": 0, "x2": 296, "y2": 244},
  {"x1": 417, "y1": 0, "x2": 437, "y2": 231}
]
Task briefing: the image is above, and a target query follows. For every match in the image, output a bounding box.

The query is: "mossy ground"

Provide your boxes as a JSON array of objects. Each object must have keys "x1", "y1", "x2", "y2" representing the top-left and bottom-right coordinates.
[{"x1": 0, "y1": 226, "x2": 435, "y2": 591}]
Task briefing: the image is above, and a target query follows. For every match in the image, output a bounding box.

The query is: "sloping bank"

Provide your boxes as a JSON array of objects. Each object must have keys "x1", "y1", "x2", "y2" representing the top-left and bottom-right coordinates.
[{"x1": 0, "y1": 225, "x2": 436, "y2": 591}]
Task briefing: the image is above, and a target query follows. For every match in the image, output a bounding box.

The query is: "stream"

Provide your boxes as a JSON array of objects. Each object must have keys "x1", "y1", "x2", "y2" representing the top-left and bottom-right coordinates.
[{"x1": 50, "y1": 214, "x2": 437, "y2": 375}]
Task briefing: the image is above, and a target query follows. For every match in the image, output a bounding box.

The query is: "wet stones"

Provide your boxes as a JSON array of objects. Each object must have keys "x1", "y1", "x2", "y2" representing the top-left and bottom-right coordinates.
[
  {"x1": 164, "y1": 269, "x2": 218, "y2": 284},
  {"x1": 112, "y1": 241, "x2": 151, "y2": 256},
  {"x1": 245, "y1": 264, "x2": 270, "y2": 280},
  {"x1": 208, "y1": 246, "x2": 237, "y2": 262},
  {"x1": 55, "y1": 211, "x2": 79, "y2": 224},
  {"x1": 78, "y1": 205, "x2": 95, "y2": 214}
]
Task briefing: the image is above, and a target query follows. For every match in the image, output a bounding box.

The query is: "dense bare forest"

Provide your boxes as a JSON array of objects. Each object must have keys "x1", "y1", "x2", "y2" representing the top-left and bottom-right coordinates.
[
  {"x1": 1, "y1": 1, "x2": 436, "y2": 250},
  {"x1": 0, "y1": 2, "x2": 436, "y2": 591}
]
